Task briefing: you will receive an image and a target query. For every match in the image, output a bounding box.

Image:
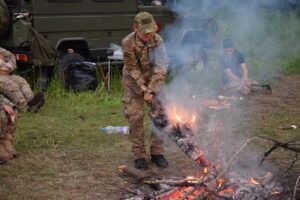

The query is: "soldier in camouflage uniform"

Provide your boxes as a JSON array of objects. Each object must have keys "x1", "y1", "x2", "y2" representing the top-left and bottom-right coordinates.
[
  {"x1": 0, "y1": 47, "x2": 45, "y2": 112},
  {"x1": 0, "y1": 94, "x2": 17, "y2": 164},
  {"x1": 122, "y1": 12, "x2": 169, "y2": 170}
]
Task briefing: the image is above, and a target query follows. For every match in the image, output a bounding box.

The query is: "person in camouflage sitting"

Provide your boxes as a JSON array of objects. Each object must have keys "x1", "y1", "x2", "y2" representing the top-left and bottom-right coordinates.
[
  {"x1": 0, "y1": 47, "x2": 45, "y2": 112},
  {"x1": 0, "y1": 94, "x2": 17, "y2": 164}
]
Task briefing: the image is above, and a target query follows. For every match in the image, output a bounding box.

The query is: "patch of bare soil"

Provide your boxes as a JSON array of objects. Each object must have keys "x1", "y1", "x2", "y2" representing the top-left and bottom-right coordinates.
[
  {"x1": 116, "y1": 74, "x2": 300, "y2": 200},
  {"x1": 241, "y1": 74, "x2": 300, "y2": 198}
]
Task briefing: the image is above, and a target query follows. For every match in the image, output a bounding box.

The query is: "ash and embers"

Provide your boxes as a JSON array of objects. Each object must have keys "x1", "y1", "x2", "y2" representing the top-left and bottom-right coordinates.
[{"x1": 122, "y1": 98, "x2": 287, "y2": 200}]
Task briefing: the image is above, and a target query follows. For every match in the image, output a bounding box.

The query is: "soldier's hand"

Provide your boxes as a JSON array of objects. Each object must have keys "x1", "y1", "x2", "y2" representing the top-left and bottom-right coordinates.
[
  {"x1": 3, "y1": 104, "x2": 16, "y2": 124},
  {"x1": 144, "y1": 90, "x2": 153, "y2": 103},
  {"x1": 242, "y1": 78, "x2": 252, "y2": 87}
]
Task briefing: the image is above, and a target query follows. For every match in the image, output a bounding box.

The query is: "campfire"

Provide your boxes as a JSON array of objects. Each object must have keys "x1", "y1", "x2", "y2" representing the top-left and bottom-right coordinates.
[{"x1": 120, "y1": 97, "x2": 287, "y2": 200}]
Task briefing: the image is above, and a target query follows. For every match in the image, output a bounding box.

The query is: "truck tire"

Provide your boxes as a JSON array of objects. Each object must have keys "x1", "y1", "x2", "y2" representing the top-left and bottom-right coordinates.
[
  {"x1": 56, "y1": 52, "x2": 85, "y2": 89},
  {"x1": 38, "y1": 66, "x2": 52, "y2": 91}
]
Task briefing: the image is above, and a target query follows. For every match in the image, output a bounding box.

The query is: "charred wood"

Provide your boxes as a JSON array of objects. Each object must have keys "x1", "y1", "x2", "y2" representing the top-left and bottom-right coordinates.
[{"x1": 150, "y1": 98, "x2": 212, "y2": 169}]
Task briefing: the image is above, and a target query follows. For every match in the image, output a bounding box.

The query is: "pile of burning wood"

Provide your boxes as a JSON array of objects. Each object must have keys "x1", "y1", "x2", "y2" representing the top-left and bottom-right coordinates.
[{"x1": 119, "y1": 97, "x2": 291, "y2": 200}]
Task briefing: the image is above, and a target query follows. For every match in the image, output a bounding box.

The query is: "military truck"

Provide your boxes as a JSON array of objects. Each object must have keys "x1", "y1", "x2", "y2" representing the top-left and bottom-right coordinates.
[{"x1": 0, "y1": 0, "x2": 176, "y2": 88}]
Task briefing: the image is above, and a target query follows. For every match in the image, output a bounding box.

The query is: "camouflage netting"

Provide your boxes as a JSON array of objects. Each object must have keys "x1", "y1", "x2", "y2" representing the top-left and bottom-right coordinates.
[{"x1": 29, "y1": 27, "x2": 56, "y2": 66}]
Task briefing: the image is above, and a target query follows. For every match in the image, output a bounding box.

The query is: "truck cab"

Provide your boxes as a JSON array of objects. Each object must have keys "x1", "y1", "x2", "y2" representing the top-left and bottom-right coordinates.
[{"x1": 0, "y1": 0, "x2": 175, "y2": 88}]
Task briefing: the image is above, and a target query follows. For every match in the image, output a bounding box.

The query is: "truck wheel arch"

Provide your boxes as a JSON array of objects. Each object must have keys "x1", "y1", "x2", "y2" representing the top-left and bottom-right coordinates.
[{"x1": 56, "y1": 37, "x2": 90, "y2": 59}]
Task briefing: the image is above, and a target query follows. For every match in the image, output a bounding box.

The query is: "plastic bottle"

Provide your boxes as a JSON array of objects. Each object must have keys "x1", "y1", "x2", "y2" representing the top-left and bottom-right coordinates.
[{"x1": 100, "y1": 126, "x2": 129, "y2": 135}]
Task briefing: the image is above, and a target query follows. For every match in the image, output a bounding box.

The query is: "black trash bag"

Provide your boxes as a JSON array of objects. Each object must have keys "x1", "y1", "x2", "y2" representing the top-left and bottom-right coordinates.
[{"x1": 66, "y1": 62, "x2": 98, "y2": 92}]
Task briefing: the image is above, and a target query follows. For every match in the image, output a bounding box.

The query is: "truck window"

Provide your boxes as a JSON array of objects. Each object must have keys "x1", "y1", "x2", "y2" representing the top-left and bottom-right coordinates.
[
  {"x1": 139, "y1": 0, "x2": 164, "y2": 6},
  {"x1": 93, "y1": 0, "x2": 125, "y2": 2},
  {"x1": 138, "y1": 0, "x2": 176, "y2": 7},
  {"x1": 48, "y1": 0, "x2": 81, "y2": 2}
]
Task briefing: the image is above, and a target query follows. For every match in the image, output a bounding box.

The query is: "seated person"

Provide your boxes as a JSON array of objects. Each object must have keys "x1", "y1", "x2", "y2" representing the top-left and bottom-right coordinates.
[
  {"x1": 174, "y1": 30, "x2": 209, "y2": 74},
  {"x1": 0, "y1": 47, "x2": 45, "y2": 112},
  {"x1": 219, "y1": 39, "x2": 254, "y2": 95},
  {"x1": 0, "y1": 94, "x2": 17, "y2": 164}
]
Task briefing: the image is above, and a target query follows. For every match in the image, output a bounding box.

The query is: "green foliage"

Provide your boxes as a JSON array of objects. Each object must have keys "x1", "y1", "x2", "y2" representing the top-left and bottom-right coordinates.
[{"x1": 281, "y1": 57, "x2": 300, "y2": 73}]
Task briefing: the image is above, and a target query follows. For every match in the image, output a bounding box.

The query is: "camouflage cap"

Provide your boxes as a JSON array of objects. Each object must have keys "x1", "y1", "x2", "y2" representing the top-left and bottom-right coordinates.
[{"x1": 134, "y1": 12, "x2": 157, "y2": 34}]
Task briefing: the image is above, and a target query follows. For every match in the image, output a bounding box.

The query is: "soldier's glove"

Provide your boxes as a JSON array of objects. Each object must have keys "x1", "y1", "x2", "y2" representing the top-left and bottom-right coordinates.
[{"x1": 143, "y1": 89, "x2": 154, "y2": 103}]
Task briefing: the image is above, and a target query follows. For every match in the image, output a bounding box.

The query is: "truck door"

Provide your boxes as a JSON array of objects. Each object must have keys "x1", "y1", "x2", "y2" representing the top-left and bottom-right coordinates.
[{"x1": 32, "y1": 0, "x2": 138, "y2": 51}]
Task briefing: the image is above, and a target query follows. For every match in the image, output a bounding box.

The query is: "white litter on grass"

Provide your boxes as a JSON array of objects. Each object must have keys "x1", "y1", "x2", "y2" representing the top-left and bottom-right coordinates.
[{"x1": 291, "y1": 125, "x2": 297, "y2": 130}]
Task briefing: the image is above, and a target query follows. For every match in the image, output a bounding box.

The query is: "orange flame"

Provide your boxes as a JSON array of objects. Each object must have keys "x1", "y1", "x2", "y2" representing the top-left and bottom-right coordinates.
[
  {"x1": 170, "y1": 106, "x2": 197, "y2": 127},
  {"x1": 250, "y1": 177, "x2": 260, "y2": 185},
  {"x1": 271, "y1": 188, "x2": 281, "y2": 195},
  {"x1": 118, "y1": 165, "x2": 126, "y2": 173},
  {"x1": 217, "y1": 178, "x2": 225, "y2": 187},
  {"x1": 218, "y1": 187, "x2": 236, "y2": 196},
  {"x1": 175, "y1": 112, "x2": 183, "y2": 123},
  {"x1": 203, "y1": 167, "x2": 209, "y2": 174}
]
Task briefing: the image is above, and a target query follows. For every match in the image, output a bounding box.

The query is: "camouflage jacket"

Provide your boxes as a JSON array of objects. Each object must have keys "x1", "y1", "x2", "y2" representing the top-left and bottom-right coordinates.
[
  {"x1": 0, "y1": 94, "x2": 15, "y2": 136},
  {"x1": 0, "y1": 47, "x2": 17, "y2": 72},
  {"x1": 0, "y1": 94, "x2": 14, "y2": 107},
  {"x1": 122, "y1": 32, "x2": 168, "y2": 95}
]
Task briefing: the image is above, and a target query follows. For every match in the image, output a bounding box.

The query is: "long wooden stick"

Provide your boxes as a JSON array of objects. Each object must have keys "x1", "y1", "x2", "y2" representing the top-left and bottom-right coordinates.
[
  {"x1": 293, "y1": 175, "x2": 300, "y2": 200},
  {"x1": 118, "y1": 165, "x2": 153, "y2": 180}
]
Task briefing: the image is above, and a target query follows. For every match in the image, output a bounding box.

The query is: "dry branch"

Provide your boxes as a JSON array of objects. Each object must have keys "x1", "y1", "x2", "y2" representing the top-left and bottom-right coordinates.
[
  {"x1": 258, "y1": 136, "x2": 300, "y2": 165},
  {"x1": 293, "y1": 175, "x2": 300, "y2": 200},
  {"x1": 118, "y1": 165, "x2": 153, "y2": 180}
]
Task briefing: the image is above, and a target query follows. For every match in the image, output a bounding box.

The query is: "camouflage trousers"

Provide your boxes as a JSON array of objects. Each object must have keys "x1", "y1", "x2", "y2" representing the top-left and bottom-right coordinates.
[
  {"x1": 123, "y1": 86, "x2": 164, "y2": 159},
  {"x1": 0, "y1": 75, "x2": 34, "y2": 110},
  {"x1": 0, "y1": 107, "x2": 17, "y2": 161}
]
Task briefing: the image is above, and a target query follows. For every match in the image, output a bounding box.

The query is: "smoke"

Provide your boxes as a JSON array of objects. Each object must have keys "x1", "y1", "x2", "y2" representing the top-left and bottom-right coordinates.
[{"x1": 156, "y1": 0, "x2": 300, "y2": 177}]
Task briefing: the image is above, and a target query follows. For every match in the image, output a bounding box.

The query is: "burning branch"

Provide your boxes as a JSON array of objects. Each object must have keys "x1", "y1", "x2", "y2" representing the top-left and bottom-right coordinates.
[
  {"x1": 143, "y1": 176, "x2": 207, "y2": 187},
  {"x1": 150, "y1": 177, "x2": 235, "y2": 200},
  {"x1": 150, "y1": 98, "x2": 212, "y2": 169}
]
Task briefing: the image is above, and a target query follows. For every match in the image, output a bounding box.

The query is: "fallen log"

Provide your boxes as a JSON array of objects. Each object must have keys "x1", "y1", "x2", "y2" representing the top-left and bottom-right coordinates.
[{"x1": 143, "y1": 176, "x2": 207, "y2": 187}]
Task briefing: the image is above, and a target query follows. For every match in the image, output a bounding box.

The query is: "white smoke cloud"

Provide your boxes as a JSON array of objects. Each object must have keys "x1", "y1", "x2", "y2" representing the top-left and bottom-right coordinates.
[{"x1": 156, "y1": 0, "x2": 299, "y2": 179}]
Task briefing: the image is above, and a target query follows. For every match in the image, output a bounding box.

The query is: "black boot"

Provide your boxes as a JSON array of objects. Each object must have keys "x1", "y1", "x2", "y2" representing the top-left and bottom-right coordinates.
[
  {"x1": 134, "y1": 158, "x2": 148, "y2": 170},
  {"x1": 0, "y1": 159, "x2": 7, "y2": 165},
  {"x1": 151, "y1": 155, "x2": 168, "y2": 168},
  {"x1": 27, "y1": 92, "x2": 45, "y2": 112}
]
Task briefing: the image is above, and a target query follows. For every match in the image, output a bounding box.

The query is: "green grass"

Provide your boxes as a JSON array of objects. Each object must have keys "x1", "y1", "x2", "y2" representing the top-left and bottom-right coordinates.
[
  {"x1": 0, "y1": 72, "x2": 132, "y2": 199},
  {"x1": 256, "y1": 111, "x2": 299, "y2": 139}
]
